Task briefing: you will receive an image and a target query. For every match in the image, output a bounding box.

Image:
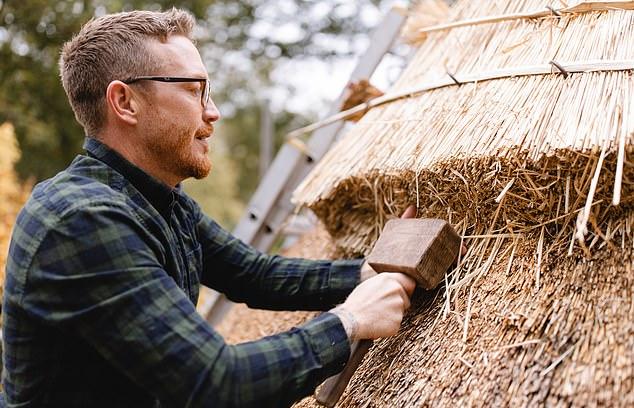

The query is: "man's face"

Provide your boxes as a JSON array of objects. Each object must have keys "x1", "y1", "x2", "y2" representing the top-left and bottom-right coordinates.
[{"x1": 135, "y1": 35, "x2": 220, "y2": 183}]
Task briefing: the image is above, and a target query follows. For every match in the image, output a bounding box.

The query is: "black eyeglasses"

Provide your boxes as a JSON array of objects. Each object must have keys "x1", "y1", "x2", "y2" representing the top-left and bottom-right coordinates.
[{"x1": 122, "y1": 76, "x2": 211, "y2": 107}]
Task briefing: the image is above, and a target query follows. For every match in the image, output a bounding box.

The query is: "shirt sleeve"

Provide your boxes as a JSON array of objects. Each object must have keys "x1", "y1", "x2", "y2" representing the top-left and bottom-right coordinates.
[
  {"x1": 196, "y1": 213, "x2": 363, "y2": 311},
  {"x1": 21, "y1": 204, "x2": 351, "y2": 407}
]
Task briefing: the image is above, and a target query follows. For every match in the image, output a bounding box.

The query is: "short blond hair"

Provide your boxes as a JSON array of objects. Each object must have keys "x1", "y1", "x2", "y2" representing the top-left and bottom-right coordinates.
[{"x1": 59, "y1": 9, "x2": 194, "y2": 136}]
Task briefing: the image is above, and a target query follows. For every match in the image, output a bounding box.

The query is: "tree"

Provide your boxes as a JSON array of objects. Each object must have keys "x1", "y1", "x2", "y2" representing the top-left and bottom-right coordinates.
[
  {"x1": 1, "y1": 0, "x2": 395, "y2": 224},
  {"x1": 0, "y1": 0, "x2": 215, "y2": 179},
  {"x1": 1, "y1": 0, "x2": 389, "y2": 178}
]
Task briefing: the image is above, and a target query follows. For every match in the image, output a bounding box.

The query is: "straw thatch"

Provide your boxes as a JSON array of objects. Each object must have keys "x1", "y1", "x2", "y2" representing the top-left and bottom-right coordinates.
[{"x1": 286, "y1": 0, "x2": 634, "y2": 406}]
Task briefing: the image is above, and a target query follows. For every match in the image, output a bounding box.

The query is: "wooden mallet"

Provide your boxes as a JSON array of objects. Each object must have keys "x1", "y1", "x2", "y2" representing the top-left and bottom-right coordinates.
[{"x1": 315, "y1": 218, "x2": 462, "y2": 407}]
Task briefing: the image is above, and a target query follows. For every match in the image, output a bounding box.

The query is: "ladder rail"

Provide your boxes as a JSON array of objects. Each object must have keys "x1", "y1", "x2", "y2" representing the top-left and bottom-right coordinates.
[{"x1": 202, "y1": 6, "x2": 408, "y2": 325}]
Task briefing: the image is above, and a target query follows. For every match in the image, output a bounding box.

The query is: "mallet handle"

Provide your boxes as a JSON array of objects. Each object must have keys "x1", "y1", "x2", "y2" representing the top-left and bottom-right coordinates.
[{"x1": 314, "y1": 339, "x2": 374, "y2": 407}]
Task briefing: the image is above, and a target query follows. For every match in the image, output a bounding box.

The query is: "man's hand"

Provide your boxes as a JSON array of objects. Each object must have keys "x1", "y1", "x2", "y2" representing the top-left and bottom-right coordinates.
[
  {"x1": 334, "y1": 272, "x2": 415, "y2": 341},
  {"x1": 359, "y1": 205, "x2": 418, "y2": 282},
  {"x1": 339, "y1": 204, "x2": 466, "y2": 341}
]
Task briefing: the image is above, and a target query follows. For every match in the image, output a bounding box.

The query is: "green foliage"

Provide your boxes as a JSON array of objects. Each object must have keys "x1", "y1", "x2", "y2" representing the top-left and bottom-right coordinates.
[
  {"x1": 220, "y1": 104, "x2": 312, "y2": 202},
  {"x1": 0, "y1": 0, "x2": 215, "y2": 179},
  {"x1": 0, "y1": 0, "x2": 393, "y2": 226},
  {"x1": 1, "y1": 0, "x2": 387, "y2": 178}
]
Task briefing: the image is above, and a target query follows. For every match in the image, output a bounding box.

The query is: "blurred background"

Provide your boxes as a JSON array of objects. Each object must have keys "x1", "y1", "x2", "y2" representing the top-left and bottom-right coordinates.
[{"x1": 0, "y1": 0, "x2": 410, "y2": 229}]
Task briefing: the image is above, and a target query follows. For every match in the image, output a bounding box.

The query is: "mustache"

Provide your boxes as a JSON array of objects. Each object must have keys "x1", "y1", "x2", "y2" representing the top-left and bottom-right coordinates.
[{"x1": 195, "y1": 125, "x2": 214, "y2": 138}]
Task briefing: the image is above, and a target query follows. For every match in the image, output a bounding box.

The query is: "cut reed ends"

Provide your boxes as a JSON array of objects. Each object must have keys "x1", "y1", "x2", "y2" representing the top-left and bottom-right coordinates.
[{"x1": 290, "y1": 1, "x2": 634, "y2": 406}]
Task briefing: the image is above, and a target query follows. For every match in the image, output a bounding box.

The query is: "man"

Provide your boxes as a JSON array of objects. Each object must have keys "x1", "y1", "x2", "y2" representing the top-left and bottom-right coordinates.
[{"x1": 2, "y1": 9, "x2": 415, "y2": 408}]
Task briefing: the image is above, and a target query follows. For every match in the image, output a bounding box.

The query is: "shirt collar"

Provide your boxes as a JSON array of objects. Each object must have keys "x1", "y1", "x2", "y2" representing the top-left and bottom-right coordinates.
[{"x1": 83, "y1": 137, "x2": 176, "y2": 219}]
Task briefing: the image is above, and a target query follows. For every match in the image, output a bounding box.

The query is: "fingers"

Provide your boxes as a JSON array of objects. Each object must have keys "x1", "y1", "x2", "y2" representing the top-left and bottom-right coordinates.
[
  {"x1": 389, "y1": 272, "x2": 416, "y2": 297},
  {"x1": 341, "y1": 273, "x2": 413, "y2": 339},
  {"x1": 359, "y1": 261, "x2": 377, "y2": 282},
  {"x1": 390, "y1": 277, "x2": 411, "y2": 309},
  {"x1": 400, "y1": 205, "x2": 417, "y2": 219},
  {"x1": 402, "y1": 291, "x2": 411, "y2": 310},
  {"x1": 393, "y1": 276, "x2": 412, "y2": 316}
]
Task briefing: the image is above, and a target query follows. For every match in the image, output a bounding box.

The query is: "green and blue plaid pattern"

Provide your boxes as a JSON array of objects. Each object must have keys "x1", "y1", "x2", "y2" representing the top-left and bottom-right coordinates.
[{"x1": 2, "y1": 137, "x2": 361, "y2": 407}]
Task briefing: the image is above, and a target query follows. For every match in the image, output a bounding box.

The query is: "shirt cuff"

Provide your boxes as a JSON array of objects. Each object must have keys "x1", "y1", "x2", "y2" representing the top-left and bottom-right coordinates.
[
  {"x1": 300, "y1": 312, "x2": 352, "y2": 375},
  {"x1": 326, "y1": 259, "x2": 363, "y2": 300}
]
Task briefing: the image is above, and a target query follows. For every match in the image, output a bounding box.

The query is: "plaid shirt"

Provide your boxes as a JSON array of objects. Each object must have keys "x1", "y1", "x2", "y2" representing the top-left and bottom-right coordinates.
[{"x1": 2, "y1": 137, "x2": 361, "y2": 408}]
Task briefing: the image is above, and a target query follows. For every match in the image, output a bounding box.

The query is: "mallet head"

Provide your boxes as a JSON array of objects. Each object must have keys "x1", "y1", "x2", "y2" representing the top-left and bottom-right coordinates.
[{"x1": 366, "y1": 218, "x2": 461, "y2": 289}]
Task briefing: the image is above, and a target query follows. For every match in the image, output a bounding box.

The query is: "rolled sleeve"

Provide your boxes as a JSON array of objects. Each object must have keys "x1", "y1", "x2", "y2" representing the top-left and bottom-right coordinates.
[
  {"x1": 302, "y1": 312, "x2": 351, "y2": 373},
  {"x1": 198, "y1": 214, "x2": 363, "y2": 311},
  {"x1": 324, "y1": 259, "x2": 364, "y2": 302}
]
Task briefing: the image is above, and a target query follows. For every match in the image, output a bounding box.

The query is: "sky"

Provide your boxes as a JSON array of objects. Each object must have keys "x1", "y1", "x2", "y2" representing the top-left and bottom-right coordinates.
[{"x1": 255, "y1": 0, "x2": 409, "y2": 117}]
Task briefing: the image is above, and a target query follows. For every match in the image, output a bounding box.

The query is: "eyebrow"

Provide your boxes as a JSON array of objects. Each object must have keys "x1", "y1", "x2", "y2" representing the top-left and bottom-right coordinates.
[{"x1": 183, "y1": 71, "x2": 208, "y2": 80}]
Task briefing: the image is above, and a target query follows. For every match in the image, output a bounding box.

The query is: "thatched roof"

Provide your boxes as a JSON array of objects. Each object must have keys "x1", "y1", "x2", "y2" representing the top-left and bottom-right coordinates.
[
  {"x1": 293, "y1": 0, "x2": 634, "y2": 255},
  {"x1": 282, "y1": 0, "x2": 634, "y2": 406}
]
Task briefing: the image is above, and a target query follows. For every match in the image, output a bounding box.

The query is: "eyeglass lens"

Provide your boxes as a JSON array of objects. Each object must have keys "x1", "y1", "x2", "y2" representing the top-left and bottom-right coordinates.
[{"x1": 202, "y1": 81, "x2": 211, "y2": 107}]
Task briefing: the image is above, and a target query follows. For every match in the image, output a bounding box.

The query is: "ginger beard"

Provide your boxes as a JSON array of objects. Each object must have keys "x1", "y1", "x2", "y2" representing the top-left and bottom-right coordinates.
[{"x1": 141, "y1": 110, "x2": 213, "y2": 181}]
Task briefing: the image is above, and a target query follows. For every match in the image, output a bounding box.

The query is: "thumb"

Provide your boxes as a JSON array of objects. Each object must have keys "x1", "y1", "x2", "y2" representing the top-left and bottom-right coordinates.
[{"x1": 400, "y1": 205, "x2": 417, "y2": 219}]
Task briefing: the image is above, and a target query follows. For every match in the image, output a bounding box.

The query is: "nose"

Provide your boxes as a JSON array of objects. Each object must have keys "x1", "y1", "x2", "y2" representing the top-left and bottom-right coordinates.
[{"x1": 203, "y1": 98, "x2": 221, "y2": 123}]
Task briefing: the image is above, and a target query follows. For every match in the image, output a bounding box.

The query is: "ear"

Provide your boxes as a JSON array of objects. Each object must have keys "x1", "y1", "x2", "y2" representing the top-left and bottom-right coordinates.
[{"x1": 105, "y1": 80, "x2": 139, "y2": 126}]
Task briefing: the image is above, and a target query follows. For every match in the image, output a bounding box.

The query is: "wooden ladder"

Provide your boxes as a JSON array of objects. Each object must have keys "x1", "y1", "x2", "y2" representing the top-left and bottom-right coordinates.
[{"x1": 201, "y1": 6, "x2": 408, "y2": 326}]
